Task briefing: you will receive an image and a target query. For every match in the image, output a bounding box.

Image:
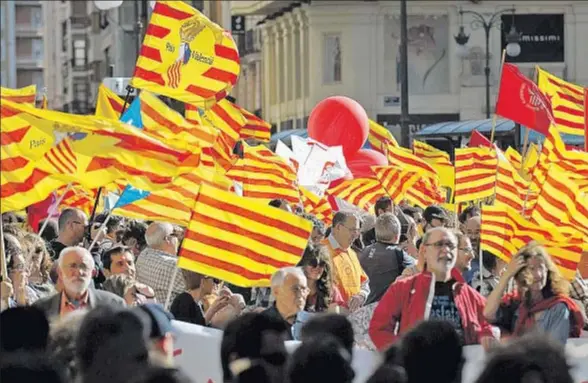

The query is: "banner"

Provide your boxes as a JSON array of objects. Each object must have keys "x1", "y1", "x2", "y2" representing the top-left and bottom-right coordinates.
[{"x1": 172, "y1": 320, "x2": 588, "y2": 383}]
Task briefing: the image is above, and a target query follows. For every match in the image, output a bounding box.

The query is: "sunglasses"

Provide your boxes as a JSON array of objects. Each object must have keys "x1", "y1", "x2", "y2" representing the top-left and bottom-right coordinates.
[
  {"x1": 205, "y1": 276, "x2": 222, "y2": 284},
  {"x1": 309, "y1": 258, "x2": 327, "y2": 268}
]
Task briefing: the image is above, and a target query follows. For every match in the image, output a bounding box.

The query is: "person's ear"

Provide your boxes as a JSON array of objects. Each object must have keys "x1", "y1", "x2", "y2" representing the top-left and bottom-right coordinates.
[{"x1": 271, "y1": 285, "x2": 279, "y2": 298}]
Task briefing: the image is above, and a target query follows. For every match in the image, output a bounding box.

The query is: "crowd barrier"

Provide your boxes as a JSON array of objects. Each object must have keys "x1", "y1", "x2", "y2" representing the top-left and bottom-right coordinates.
[{"x1": 172, "y1": 320, "x2": 588, "y2": 383}]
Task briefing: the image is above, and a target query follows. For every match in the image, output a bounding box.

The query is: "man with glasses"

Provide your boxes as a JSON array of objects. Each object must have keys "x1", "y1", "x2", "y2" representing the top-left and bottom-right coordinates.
[
  {"x1": 34, "y1": 246, "x2": 125, "y2": 321},
  {"x1": 322, "y1": 211, "x2": 370, "y2": 313},
  {"x1": 369, "y1": 227, "x2": 495, "y2": 351},
  {"x1": 50, "y1": 208, "x2": 89, "y2": 260}
]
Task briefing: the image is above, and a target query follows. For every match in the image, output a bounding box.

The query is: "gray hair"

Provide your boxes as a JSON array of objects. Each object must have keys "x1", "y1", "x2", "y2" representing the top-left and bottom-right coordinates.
[
  {"x1": 421, "y1": 227, "x2": 457, "y2": 250},
  {"x1": 270, "y1": 266, "x2": 307, "y2": 288},
  {"x1": 57, "y1": 208, "x2": 85, "y2": 234},
  {"x1": 375, "y1": 213, "x2": 401, "y2": 243},
  {"x1": 145, "y1": 222, "x2": 174, "y2": 248},
  {"x1": 58, "y1": 246, "x2": 95, "y2": 270}
]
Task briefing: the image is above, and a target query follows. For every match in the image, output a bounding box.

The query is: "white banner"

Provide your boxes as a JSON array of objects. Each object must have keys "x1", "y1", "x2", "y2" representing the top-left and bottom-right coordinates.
[{"x1": 172, "y1": 320, "x2": 588, "y2": 383}]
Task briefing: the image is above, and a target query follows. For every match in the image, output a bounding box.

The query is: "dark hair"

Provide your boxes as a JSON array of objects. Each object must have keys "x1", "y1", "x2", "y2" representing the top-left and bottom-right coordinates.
[
  {"x1": 268, "y1": 199, "x2": 288, "y2": 209},
  {"x1": 102, "y1": 245, "x2": 132, "y2": 271},
  {"x1": 398, "y1": 320, "x2": 464, "y2": 383},
  {"x1": 367, "y1": 365, "x2": 407, "y2": 383},
  {"x1": 181, "y1": 269, "x2": 204, "y2": 290},
  {"x1": 297, "y1": 245, "x2": 333, "y2": 312},
  {"x1": 401, "y1": 207, "x2": 419, "y2": 220},
  {"x1": 3, "y1": 233, "x2": 22, "y2": 271},
  {"x1": 0, "y1": 307, "x2": 49, "y2": 353},
  {"x1": 475, "y1": 333, "x2": 573, "y2": 383},
  {"x1": 332, "y1": 211, "x2": 357, "y2": 228},
  {"x1": 220, "y1": 313, "x2": 288, "y2": 382},
  {"x1": 459, "y1": 205, "x2": 481, "y2": 224},
  {"x1": 122, "y1": 220, "x2": 148, "y2": 252},
  {"x1": 481, "y1": 250, "x2": 498, "y2": 273},
  {"x1": 300, "y1": 313, "x2": 354, "y2": 355},
  {"x1": 375, "y1": 196, "x2": 393, "y2": 216},
  {"x1": 0, "y1": 352, "x2": 66, "y2": 383},
  {"x1": 129, "y1": 367, "x2": 192, "y2": 383},
  {"x1": 287, "y1": 335, "x2": 355, "y2": 383},
  {"x1": 94, "y1": 213, "x2": 124, "y2": 234},
  {"x1": 298, "y1": 213, "x2": 326, "y2": 235},
  {"x1": 38, "y1": 219, "x2": 58, "y2": 242}
]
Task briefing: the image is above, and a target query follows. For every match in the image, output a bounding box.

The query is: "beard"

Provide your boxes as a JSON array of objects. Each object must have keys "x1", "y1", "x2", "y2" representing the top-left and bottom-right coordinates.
[{"x1": 63, "y1": 276, "x2": 91, "y2": 295}]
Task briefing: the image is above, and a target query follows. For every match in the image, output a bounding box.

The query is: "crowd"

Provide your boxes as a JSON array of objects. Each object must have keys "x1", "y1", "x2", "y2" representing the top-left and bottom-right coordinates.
[{"x1": 1, "y1": 195, "x2": 587, "y2": 383}]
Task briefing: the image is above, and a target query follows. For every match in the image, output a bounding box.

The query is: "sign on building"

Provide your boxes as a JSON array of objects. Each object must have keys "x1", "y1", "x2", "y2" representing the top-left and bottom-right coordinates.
[
  {"x1": 102, "y1": 77, "x2": 137, "y2": 97},
  {"x1": 501, "y1": 14, "x2": 564, "y2": 63}
]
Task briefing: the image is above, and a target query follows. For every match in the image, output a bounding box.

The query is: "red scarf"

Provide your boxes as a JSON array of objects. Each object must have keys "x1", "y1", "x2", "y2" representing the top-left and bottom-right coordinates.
[{"x1": 513, "y1": 294, "x2": 584, "y2": 338}]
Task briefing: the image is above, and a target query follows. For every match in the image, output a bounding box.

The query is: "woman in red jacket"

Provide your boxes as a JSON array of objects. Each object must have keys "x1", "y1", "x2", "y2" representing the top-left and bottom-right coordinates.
[{"x1": 369, "y1": 227, "x2": 495, "y2": 351}]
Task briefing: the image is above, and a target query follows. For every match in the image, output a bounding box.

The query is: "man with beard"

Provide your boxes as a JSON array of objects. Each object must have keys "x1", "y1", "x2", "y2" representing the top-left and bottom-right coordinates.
[
  {"x1": 463, "y1": 216, "x2": 481, "y2": 284},
  {"x1": 34, "y1": 247, "x2": 125, "y2": 321}
]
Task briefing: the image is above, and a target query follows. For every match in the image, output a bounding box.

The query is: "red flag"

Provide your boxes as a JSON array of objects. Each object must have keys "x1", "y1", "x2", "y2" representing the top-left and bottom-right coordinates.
[
  {"x1": 469, "y1": 129, "x2": 493, "y2": 148},
  {"x1": 495, "y1": 63, "x2": 554, "y2": 136},
  {"x1": 26, "y1": 192, "x2": 59, "y2": 232}
]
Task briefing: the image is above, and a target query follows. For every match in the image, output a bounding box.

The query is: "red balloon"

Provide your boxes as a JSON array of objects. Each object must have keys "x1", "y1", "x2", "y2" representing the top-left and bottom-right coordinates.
[
  {"x1": 346, "y1": 149, "x2": 388, "y2": 179},
  {"x1": 307, "y1": 96, "x2": 369, "y2": 158}
]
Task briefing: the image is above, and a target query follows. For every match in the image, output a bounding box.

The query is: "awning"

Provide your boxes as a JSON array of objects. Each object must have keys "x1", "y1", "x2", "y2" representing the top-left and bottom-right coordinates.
[
  {"x1": 415, "y1": 118, "x2": 516, "y2": 138},
  {"x1": 269, "y1": 128, "x2": 308, "y2": 144},
  {"x1": 524, "y1": 128, "x2": 585, "y2": 146}
]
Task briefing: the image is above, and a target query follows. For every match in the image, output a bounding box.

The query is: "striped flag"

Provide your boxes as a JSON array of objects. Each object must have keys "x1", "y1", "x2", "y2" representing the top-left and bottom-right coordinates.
[
  {"x1": 0, "y1": 85, "x2": 37, "y2": 106},
  {"x1": 43, "y1": 137, "x2": 77, "y2": 175},
  {"x1": 504, "y1": 147, "x2": 522, "y2": 170},
  {"x1": 178, "y1": 184, "x2": 313, "y2": 287},
  {"x1": 454, "y1": 147, "x2": 497, "y2": 203},
  {"x1": 131, "y1": 1, "x2": 240, "y2": 108},
  {"x1": 372, "y1": 166, "x2": 420, "y2": 204},
  {"x1": 405, "y1": 177, "x2": 445, "y2": 208},
  {"x1": 495, "y1": 150, "x2": 529, "y2": 212},
  {"x1": 299, "y1": 187, "x2": 333, "y2": 226},
  {"x1": 537, "y1": 67, "x2": 586, "y2": 136},
  {"x1": 95, "y1": 84, "x2": 125, "y2": 120},
  {"x1": 327, "y1": 178, "x2": 386, "y2": 211},
  {"x1": 413, "y1": 140, "x2": 452, "y2": 167},
  {"x1": 58, "y1": 184, "x2": 96, "y2": 215},
  {"x1": 386, "y1": 144, "x2": 437, "y2": 182},
  {"x1": 238, "y1": 106, "x2": 271, "y2": 142},
  {"x1": 482, "y1": 205, "x2": 582, "y2": 280},
  {"x1": 368, "y1": 119, "x2": 398, "y2": 155}
]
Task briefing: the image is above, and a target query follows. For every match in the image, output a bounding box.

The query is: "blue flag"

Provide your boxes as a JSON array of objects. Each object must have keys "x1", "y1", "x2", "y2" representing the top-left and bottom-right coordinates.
[
  {"x1": 120, "y1": 97, "x2": 143, "y2": 129},
  {"x1": 113, "y1": 185, "x2": 151, "y2": 210}
]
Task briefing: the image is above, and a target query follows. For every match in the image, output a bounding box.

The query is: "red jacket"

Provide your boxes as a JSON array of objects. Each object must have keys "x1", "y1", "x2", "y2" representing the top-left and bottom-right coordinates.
[{"x1": 369, "y1": 271, "x2": 495, "y2": 351}]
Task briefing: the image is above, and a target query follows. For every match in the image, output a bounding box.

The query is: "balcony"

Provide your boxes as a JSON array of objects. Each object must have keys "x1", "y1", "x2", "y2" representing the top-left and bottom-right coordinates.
[
  {"x1": 16, "y1": 56, "x2": 44, "y2": 69},
  {"x1": 230, "y1": 1, "x2": 287, "y2": 16},
  {"x1": 70, "y1": 15, "x2": 90, "y2": 31},
  {"x1": 15, "y1": 23, "x2": 43, "y2": 37}
]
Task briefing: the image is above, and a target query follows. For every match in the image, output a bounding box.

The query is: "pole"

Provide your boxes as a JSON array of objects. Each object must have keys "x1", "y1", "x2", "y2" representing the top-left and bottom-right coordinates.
[
  {"x1": 0, "y1": 220, "x2": 7, "y2": 281},
  {"x1": 134, "y1": 0, "x2": 142, "y2": 58},
  {"x1": 399, "y1": 0, "x2": 410, "y2": 148},
  {"x1": 484, "y1": 24, "x2": 491, "y2": 119},
  {"x1": 489, "y1": 50, "x2": 506, "y2": 144},
  {"x1": 38, "y1": 183, "x2": 73, "y2": 237},
  {"x1": 87, "y1": 212, "x2": 112, "y2": 251}
]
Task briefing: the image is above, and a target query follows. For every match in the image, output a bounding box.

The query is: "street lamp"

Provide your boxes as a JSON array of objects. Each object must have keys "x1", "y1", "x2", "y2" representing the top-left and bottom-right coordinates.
[{"x1": 454, "y1": 8, "x2": 521, "y2": 118}]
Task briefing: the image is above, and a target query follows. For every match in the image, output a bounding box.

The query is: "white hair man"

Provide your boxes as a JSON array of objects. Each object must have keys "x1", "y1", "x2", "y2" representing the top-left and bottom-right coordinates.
[
  {"x1": 34, "y1": 247, "x2": 125, "y2": 321},
  {"x1": 260, "y1": 267, "x2": 308, "y2": 340},
  {"x1": 136, "y1": 222, "x2": 186, "y2": 304},
  {"x1": 359, "y1": 213, "x2": 416, "y2": 305}
]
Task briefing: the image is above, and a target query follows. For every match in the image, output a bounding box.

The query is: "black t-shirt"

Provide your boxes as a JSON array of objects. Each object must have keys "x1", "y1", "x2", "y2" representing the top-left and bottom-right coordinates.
[
  {"x1": 49, "y1": 240, "x2": 67, "y2": 260},
  {"x1": 429, "y1": 280, "x2": 464, "y2": 341},
  {"x1": 170, "y1": 292, "x2": 206, "y2": 326}
]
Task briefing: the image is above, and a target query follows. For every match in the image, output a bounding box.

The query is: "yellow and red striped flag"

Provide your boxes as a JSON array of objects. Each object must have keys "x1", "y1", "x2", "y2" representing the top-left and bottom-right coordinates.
[
  {"x1": 405, "y1": 177, "x2": 446, "y2": 208},
  {"x1": 95, "y1": 84, "x2": 125, "y2": 120},
  {"x1": 454, "y1": 147, "x2": 497, "y2": 203},
  {"x1": 386, "y1": 144, "x2": 437, "y2": 182},
  {"x1": 495, "y1": 150, "x2": 529, "y2": 212},
  {"x1": 112, "y1": 167, "x2": 234, "y2": 226},
  {"x1": 58, "y1": 184, "x2": 96, "y2": 215},
  {"x1": 299, "y1": 187, "x2": 333, "y2": 226},
  {"x1": 413, "y1": 140, "x2": 452, "y2": 167},
  {"x1": 482, "y1": 205, "x2": 583, "y2": 280},
  {"x1": 372, "y1": 166, "x2": 421, "y2": 204},
  {"x1": 504, "y1": 147, "x2": 522, "y2": 170},
  {"x1": 327, "y1": 178, "x2": 386, "y2": 211},
  {"x1": 537, "y1": 67, "x2": 585, "y2": 136},
  {"x1": 131, "y1": 1, "x2": 240, "y2": 108},
  {"x1": 238, "y1": 106, "x2": 271, "y2": 142},
  {"x1": 139, "y1": 91, "x2": 218, "y2": 150},
  {"x1": 368, "y1": 119, "x2": 399, "y2": 155},
  {"x1": 178, "y1": 184, "x2": 313, "y2": 287},
  {"x1": 43, "y1": 136, "x2": 77, "y2": 175},
  {"x1": 0, "y1": 85, "x2": 37, "y2": 106}
]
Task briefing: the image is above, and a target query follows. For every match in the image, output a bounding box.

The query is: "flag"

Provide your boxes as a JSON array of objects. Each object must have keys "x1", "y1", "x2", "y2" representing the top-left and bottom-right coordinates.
[
  {"x1": 412, "y1": 140, "x2": 452, "y2": 166},
  {"x1": 119, "y1": 97, "x2": 143, "y2": 127},
  {"x1": 495, "y1": 63, "x2": 554, "y2": 136},
  {"x1": 95, "y1": 84, "x2": 125, "y2": 119},
  {"x1": 40, "y1": 94, "x2": 48, "y2": 110},
  {"x1": 469, "y1": 129, "x2": 493, "y2": 148},
  {"x1": 584, "y1": 86, "x2": 588, "y2": 151},
  {"x1": 238, "y1": 106, "x2": 271, "y2": 142},
  {"x1": 495, "y1": 150, "x2": 529, "y2": 212},
  {"x1": 111, "y1": 168, "x2": 234, "y2": 226},
  {"x1": 385, "y1": 143, "x2": 437, "y2": 181},
  {"x1": 131, "y1": 1, "x2": 240, "y2": 108},
  {"x1": 372, "y1": 166, "x2": 421, "y2": 204},
  {"x1": 537, "y1": 66, "x2": 586, "y2": 137},
  {"x1": 43, "y1": 136, "x2": 77, "y2": 175},
  {"x1": 367, "y1": 119, "x2": 399, "y2": 156},
  {"x1": 504, "y1": 147, "x2": 522, "y2": 170},
  {"x1": 299, "y1": 187, "x2": 333, "y2": 226},
  {"x1": 405, "y1": 177, "x2": 446, "y2": 208},
  {"x1": 26, "y1": 192, "x2": 59, "y2": 233},
  {"x1": 0, "y1": 85, "x2": 37, "y2": 105},
  {"x1": 482, "y1": 205, "x2": 582, "y2": 280},
  {"x1": 327, "y1": 178, "x2": 386, "y2": 211},
  {"x1": 178, "y1": 184, "x2": 313, "y2": 287},
  {"x1": 58, "y1": 184, "x2": 96, "y2": 215},
  {"x1": 454, "y1": 147, "x2": 497, "y2": 203}
]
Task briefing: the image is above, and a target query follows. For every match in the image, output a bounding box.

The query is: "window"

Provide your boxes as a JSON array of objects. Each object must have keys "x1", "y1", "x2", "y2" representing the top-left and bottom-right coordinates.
[
  {"x1": 74, "y1": 81, "x2": 88, "y2": 102},
  {"x1": 73, "y1": 39, "x2": 86, "y2": 68},
  {"x1": 62, "y1": 21, "x2": 68, "y2": 52},
  {"x1": 31, "y1": 7, "x2": 42, "y2": 28},
  {"x1": 1, "y1": 39, "x2": 5, "y2": 62},
  {"x1": 323, "y1": 33, "x2": 342, "y2": 84},
  {"x1": 32, "y1": 39, "x2": 43, "y2": 61},
  {"x1": 295, "y1": 30, "x2": 301, "y2": 99},
  {"x1": 15, "y1": 6, "x2": 31, "y2": 26}
]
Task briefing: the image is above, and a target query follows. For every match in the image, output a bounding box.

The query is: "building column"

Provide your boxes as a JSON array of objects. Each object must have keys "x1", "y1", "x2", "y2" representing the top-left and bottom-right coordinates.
[
  {"x1": 281, "y1": 15, "x2": 294, "y2": 125},
  {"x1": 273, "y1": 22, "x2": 284, "y2": 131},
  {"x1": 260, "y1": 23, "x2": 272, "y2": 124},
  {"x1": 294, "y1": 9, "x2": 308, "y2": 123}
]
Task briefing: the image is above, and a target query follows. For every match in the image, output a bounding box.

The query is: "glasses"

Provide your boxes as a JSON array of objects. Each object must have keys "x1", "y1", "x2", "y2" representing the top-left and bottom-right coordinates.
[
  {"x1": 425, "y1": 241, "x2": 457, "y2": 251},
  {"x1": 342, "y1": 225, "x2": 360, "y2": 234},
  {"x1": 459, "y1": 247, "x2": 474, "y2": 254},
  {"x1": 290, "y1": 285, "x2": 309, "y2": 295},
  {"x1": 309, "y1": 258, "x2": 327, "y2": 268}
]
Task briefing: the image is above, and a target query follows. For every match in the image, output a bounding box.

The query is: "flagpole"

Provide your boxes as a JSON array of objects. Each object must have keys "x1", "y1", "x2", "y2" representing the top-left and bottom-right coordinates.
[
  {"x1": 87, "y1": 212, "x2": 112, "y2": 251},
  {"x1": 0, "y1": 220, "x2": 8, "y2": 311},
  {"x1": 490, "y1": 50, "x2": 507, "y2": 144},
  {"x1": 38, "y1": 183, "x2": 73, "y2": 237}
]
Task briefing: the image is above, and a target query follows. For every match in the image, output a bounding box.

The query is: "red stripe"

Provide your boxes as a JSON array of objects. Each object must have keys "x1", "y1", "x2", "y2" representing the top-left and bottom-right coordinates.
[
  {"x1": 85, "y1": 157, "x2": 175, "y2": 185},
  {"x1": 141, "y1": 194, "x2": 191, "y2": 213},
  {"x1": 199, "y1": 193, "x2": 309, "y2": 238},
  {"x1": 0, "y1": 106, "x2": 20, "y2": 118},
  {"x1": 154, "y1": 2, "x2": 193, "y2": 20},
  {"x1": 548, "y1": 77, "x2": 584, "y2": 97},
  {"x1": 179, "y1": 248, "x2": 269, "y2": 281},
  {"x1": 1, "y1": 168, "x2": 51, "y2": 198},
  {"x1": 553, "y1": 117, "x2": 584, "y2": 131},
  {"x1": 554, "y1": 105, "x2": 584, "y2": 117},
  {"x1": 210, "y1": 103, "x2": 243, "y2": 134},
  {"x1": 133, "y1": 67, "x2": 166, "y2": 86},
  {"x1": 145, "y1": 23, "x2": 171, "y2": 39},
  {"x1": 185, "y1": 84, "x2": 218, "y2": 99},
  {"x1": 202, "y1": 67, "x2": 239, "y2": 85},
  {"x1": 55, "y1": 142, "x2": 76, "y2": 173},
  {"x1": 117, "y1": 203, "x2": 169, "y2": 220},
  {"x1": 0, "y1": 126, "x2": 29, "y2": 145},
  {"x1": 0, "y1": 156, "x2": 29, "y2": 172},
  {"x1": 1, "y1": 95, "x2": 36, "y2": 104},
  {"x1": 557, "y1": 92, "x2": 583, "y2": 106},
  {"x1": 108, "y1": 97, "x2": 123, "y2": 113},
  {"x1": 241, "y1": 191, "x2": 300, "y2": 203},
  {"x1": 139, "y1": 45, "x2": 163, "y2": 63},
  {"x1": 215, "y1": 44, "x2": 240, "y2": 63},
  {"x1": 46, "y1": 149, "x2": 71, "y2": 174}
]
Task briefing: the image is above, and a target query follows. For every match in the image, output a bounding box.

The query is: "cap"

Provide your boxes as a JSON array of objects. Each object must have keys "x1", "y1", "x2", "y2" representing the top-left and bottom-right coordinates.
[
  {"x1": 423, "y1": 205, "x2": 448, "y2": 223},
  {"x1": 135, "y1": 303, "x2": 175, "y2": 339}
]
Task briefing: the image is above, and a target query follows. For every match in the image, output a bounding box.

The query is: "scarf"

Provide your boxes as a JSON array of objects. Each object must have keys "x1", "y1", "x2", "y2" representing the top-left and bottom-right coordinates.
[{"x1": 513, "y1": 294, "x2": 584, "y2": 338}]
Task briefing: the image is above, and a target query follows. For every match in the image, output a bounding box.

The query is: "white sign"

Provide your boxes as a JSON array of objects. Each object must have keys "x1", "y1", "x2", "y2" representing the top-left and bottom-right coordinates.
[{"x1": 102, "y1": 77, "x2": 137, "y2": 97}]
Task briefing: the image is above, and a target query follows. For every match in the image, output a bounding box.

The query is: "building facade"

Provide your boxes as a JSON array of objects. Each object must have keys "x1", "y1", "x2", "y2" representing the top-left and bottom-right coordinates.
[
  {"x1": 231, "y1": 0, "x2": 588, "y2": 139},
  {"x1": 1, "y1": 1, "x2": 17, "y2": 89}
]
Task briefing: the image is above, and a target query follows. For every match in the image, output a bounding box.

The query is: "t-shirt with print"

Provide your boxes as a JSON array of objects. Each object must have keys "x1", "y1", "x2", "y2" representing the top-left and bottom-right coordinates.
[{"x1": 429, "y1": 280, "x2": 464, "y2": 342}]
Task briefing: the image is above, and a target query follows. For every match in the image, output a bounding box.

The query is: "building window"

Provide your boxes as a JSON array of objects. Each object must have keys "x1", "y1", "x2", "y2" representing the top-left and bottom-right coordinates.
[
  {"x1": 32, "y1": 39, "x2": 43, "y2": 61},
  {"x1": 323, "y1": 33, "x2": 342, "y2": 84},
  {"x1": 62, "y1": 21, "x2": 68, "y2": 52},
  {"x1": 31, "y1": 7, "x2": 42, "y2": 28},
  {"x1": 73, "y1": 39, "x2": 86, "y2": 68},
  {"x1": 74, "y1": 81, "x2": 88, "y2": 102}
]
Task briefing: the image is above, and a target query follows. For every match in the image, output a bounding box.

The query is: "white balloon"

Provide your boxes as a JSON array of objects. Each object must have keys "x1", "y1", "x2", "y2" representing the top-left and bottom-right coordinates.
[{"x1": 93, "y1": 0, "x2": 123, "y2": 11}]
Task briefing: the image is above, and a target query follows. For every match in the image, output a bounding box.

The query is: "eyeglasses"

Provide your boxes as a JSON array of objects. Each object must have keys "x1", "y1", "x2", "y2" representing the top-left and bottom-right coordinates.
[
  {"x1": 425, "y1": 241, "x2": 457, "y2": 251},
  {"x1": 459, "y1": 247, "x2": 474, "y2": 254},
  {"x1": 290, "y1": 285, "x2": 309, "y2": 295},
  {"x1": 309, "y1": 258, "x2": 327, "y2": 268},
  {"x1": 342, "y1": 225, "x2": 360, "y2": 234}
]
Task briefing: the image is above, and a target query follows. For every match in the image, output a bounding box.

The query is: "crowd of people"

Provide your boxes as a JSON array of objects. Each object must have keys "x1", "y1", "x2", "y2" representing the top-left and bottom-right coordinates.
[{"x1": 1, "y1": 195, "x2": 587, "y2": 383}]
